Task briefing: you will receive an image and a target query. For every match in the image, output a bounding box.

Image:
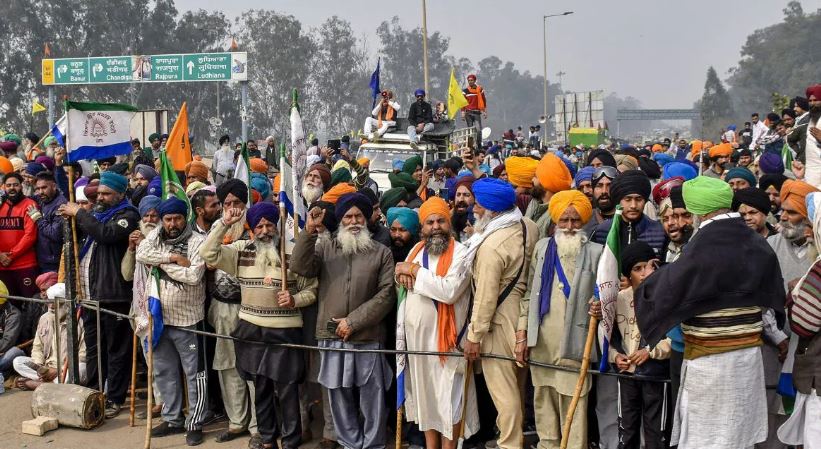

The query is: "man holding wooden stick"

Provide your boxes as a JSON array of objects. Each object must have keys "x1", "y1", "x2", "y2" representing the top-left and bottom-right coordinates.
[
  {"x1": 520, "y1": 190, "x2": 602, "y2": 449},
  {"x1": 201, "y1": 202, "x2": 318, "y2": 449}
]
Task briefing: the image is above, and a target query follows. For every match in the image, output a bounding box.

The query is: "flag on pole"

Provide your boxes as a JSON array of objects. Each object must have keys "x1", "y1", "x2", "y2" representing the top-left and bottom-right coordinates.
[
  {"x1": 50, "y1": 114, "x2": 67, "y2": 147},
  {"x1": 782, "y1": 141, "x2": 794, "y2": 170},
  {"x1": 395, "y1": 285, "x2": 408, "y2": 410},
  {"x1": 165, "y1": 102, "x2": 192, "y2": 171},
  {"x1": 286, "y1": 89, "x2": 307, "y2": 229},
  {"x1": 233, "y1": 143, "x2": 252, "y2": 206},
  {"x1": 144, "y1": 268, "x2": 164, "y2": 351},
  {"x1": 369, "y1": 58, "x2": 381, "y2": 108},
  {"x1": 32, "y1": 101, "x2": 46, "y2": 115},
  {"x1": 159, "y1": 150, "x2": 193, "y2": 221},
  {"x1": 62, "y1": 101, "x2": 137, "y2": 162},
  {"x1": 447, "y1": 68, "x2": 468, "y2": 120},
  {"x1": 596, "y1": 207, "x2": 622, "y2": 372}
]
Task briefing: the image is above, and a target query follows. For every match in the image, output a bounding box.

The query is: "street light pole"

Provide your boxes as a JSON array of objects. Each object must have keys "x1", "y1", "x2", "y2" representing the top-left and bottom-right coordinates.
[
  {"x1": 543, "y1": 11, "x2": 573, "y2": 147},
  {"x1": 422, "y1": 0, "x2": 429, "y2": 96}
]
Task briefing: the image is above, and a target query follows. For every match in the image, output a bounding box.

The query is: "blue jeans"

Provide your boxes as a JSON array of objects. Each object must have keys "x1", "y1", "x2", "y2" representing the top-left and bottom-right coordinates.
[
  {"x1": 0, "y1": 346, "x2": 25, "y2": 376},
  {"x1": 407, "y1": 123, "x2": 434, "y2": 143}
]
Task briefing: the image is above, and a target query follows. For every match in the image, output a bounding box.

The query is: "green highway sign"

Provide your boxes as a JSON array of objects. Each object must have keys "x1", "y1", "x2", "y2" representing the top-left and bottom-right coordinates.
[{"x1": 43, "y1": 52, "x2": 248, "y2": 85}]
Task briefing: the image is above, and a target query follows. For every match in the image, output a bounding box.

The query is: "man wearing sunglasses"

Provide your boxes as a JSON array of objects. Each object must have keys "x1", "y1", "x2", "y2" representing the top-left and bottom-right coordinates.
[
  {"x1": 591, "y1": 170, "x2": 666, "y2": 257},
  {"x1": 582, "y1": 166, "x2": 618, "y2": 237}
]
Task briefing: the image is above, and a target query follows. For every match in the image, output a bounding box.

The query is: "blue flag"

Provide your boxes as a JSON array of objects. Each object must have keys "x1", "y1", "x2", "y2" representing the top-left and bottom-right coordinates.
[{"x1": 369, "y1": 58, "x2": 381, "y2": 108}]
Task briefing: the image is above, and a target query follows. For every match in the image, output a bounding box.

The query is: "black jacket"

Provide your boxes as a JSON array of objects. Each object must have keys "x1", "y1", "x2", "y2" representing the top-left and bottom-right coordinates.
[
  {"x1": 635, "y1": 216, "x2": 785, "y2": 346},
  {"x1": 76, "y1": 207, "x2": 140, "y2": 305},
  {"x1": 788, "y1": 114, "x2": 809, "y2": 163},
  {"x1": 0, "y1": 302, "x2": 21, "y2": 354},
  {"x1": 408, "y1": 101, "x2": 433, "y2": 126}
]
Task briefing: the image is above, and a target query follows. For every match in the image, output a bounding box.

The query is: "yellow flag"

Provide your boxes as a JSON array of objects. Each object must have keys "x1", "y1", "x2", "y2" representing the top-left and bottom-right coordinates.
[
  {"x1": 32, "y1": 101, "x2": 46, "y2": 114},
  {"x1": 165, "y1": 102, "x2": 192, "y2": 171},
  {"x1": 447, "y1": 68, "x2": 468, "y2": 120}
]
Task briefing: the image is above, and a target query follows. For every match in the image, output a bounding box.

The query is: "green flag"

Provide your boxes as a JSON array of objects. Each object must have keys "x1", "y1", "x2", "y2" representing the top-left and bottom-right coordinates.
[{"x1": 159, "y1": 150, "x2": 193, "y2": 221}]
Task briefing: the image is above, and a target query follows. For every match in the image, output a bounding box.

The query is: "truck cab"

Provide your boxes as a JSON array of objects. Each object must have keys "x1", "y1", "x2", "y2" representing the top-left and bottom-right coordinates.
[{"x1": 356, "y1": 117, "x2": 476, "y2": 191}]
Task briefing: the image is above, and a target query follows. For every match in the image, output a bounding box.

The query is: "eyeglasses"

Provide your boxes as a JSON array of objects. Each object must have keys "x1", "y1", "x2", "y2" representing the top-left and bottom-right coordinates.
[{"x1": 592, "y1": 166, "x2": 618, "y2": 183}]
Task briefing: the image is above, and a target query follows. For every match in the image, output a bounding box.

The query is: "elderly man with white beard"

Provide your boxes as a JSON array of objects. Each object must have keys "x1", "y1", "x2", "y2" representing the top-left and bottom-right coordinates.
[
  {"x1": 291, "y1": 192, "x2": 395, "y2": 449},
  {"x1": 201, "y1": 202, "x2": 318, "y2": 449},
  {"x1": 393, "y1": 197, "x2": 479, "y2": 449},
  {"x1": 303, "y1": 163, "x2": 332, "y2": 205},
  {"x1": 519, "y1": 190, "x2": 602, "y2": 449},
  {"x1": 461, "y1": 178, "x2": 538, "y2": 449}
]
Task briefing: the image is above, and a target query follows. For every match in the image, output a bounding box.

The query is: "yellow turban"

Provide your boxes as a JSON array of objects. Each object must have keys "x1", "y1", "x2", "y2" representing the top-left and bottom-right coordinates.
[
  {"x1": 548, "y1": 189, "x2": 593, "y2": 224},
  {"x1": 534, "y1": 153, "x2": 572, "y2": 193},
  {"x1": 505, "y1": 156, "x2": 540, "y2": 188},
  {"x1": 332, "y1": 159, "x2": 351, "y2": 173},
  {"x1": 708, "y1": 143, "x2": 733, "y2": 158},
  {"x1": 781, "y1": 179, "x2": 819, "y2": 219},
  {"x1": 357, "y1": 157, "x2": 370, "y2": 167},
  {"x1": 321, "y1": 183, "x2": 356, "y2": 204},
  {"x1": 419, "y1": 196, "x2": 451, "y2": 223}
]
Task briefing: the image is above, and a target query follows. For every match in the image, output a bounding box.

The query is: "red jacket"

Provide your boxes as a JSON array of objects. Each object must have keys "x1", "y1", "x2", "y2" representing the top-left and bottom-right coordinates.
[{"x1": 0, "y1": 197, "x2": 38, "y2": 270}]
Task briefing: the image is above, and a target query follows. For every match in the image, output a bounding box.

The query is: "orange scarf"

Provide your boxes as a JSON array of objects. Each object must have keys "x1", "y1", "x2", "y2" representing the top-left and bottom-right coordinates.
[
  {"x1": 377, "y1": 103, "x2": 396, "y2": 128},
  {"x1": 406, "y1": 238, "x2": 457, "y2": 362},
  {"x1": 466, "y1": 85, "x2": 485, "y2": 110}
]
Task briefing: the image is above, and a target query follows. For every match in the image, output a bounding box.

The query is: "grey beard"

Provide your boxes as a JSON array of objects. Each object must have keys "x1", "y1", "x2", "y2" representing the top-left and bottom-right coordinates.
[
  {"x1": 139, "y1": 221, "x2": 157, "y2": 236},
  {"x1": 337, "y1": 224, "x2": 374, "y2": 255},
  {"x1": 424, "y1": 232, "x2": 449, "y2": 255},
  {"x1": 302, "y1": 183, "x2": 323, "y2": 204},
  {"x1": 555, "y1": 227, "x2": 585, "y2": 260},
  {"x1": 782, "y1": 221, "x2": 808, "y2": 243},
  {"x1": 473, "y1": 212, "x2": 493, "y2": 234}
]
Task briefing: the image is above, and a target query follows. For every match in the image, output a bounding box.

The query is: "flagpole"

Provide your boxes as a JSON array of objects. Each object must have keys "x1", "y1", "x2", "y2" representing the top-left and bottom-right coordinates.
[
  {"x1": 145, "y1": 314, "x2": 154, "y2": 449},
  {"x1": 279, "y1": 201, "x2": 288, "y2": 294},
  {"x1": 64, "y1": 166, "x2": 81, "y2": 384},
  {"x1": 421, "y1": 0, "x2": 429, "y2": 96}
]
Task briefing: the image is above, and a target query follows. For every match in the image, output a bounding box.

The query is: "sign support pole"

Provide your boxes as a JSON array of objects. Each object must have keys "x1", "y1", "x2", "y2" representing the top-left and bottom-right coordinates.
[
  {"x1": 241, "y1": 81, "x2": 248, "y2": 143},
  {"x1": 48, "y1": 87, "x2": 55, "y2": 129}
]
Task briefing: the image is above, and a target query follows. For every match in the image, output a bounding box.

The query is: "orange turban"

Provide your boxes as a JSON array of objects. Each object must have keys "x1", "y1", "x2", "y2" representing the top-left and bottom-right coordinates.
[
  {"x1": 708, "y1": 143, "x2": 733, "y2": 158},
  {"x1": 250, "y1": 158, "x2": 268, "y2": 174},
  {"x1": 184, "y1": 160, "x2": 209, "y2": 181},
  {"x1": 321, "y1": 183, "x2": 356, "y2": 204},
  {"x1": 419, "y1": 196, "x2": 451, "y2": 223},
  {"x1": 548, "y1": 189, "x2": 593, "y2": 224},
  {"x1": 781, "y1": 179, "x2": 819, "y2": 219},
  {"x1": 689, "y1": 140, "x2": 703, "y2": 157},
  {"x1": 273, "y1": 174, "x2": 281, "y2": 193},
  {"x1": 0, "y1": 156, "x2": 13, "y2": 175},
  {"x1": 357, "y1": 157, "x2": 370, "y2": 167},
  {"x1": 505, "y1": 156, "x2": 539, "y2": 188},
  {"x1": 535, "y1": 153, "x2": 572, "y2": 193},
  {"x1": 652, "y1": 144, "x2": 663, "y2": 153}
]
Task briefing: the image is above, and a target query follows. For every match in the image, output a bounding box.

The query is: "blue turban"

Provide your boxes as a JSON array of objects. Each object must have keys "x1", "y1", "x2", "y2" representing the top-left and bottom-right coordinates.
[
  {"x1": 25, "y1": 162, "x2": 46, "y2": 176},
  {"x1": 759, "y1": 151, "x2": 784, "y2": 175},
  {"x1": 246, "y1": 202, "x2": 279, "y2": 229},
  {"x1": 335, "y1": 192, "x2": 373, "y2": 222},
  {"x1": 138, "y1": 195, "x2": 162, "y2": 217},
  {"x1": 386, "y1": 207, "x2": 420, "y2": 236},
  {"x1": 134, "y1": 164, "x2": 158, "y2": 181},
  {"x1": 560, "y1": 156, "x2": 577, "y2": 178},
  {"x1": 574, "y1": 166, "x2": 595, "y2": 186},
  {"x1": 100, "y1": 171, "x2": 128, "y2": 193},
  {"x1": 147, "y1": 176, "x2": 162, "y2": 197},
  {"x1": 652, "y1": 153, "x2": 674, "y2": 167},
  {"x1": 392, "y1": 159, "x2": 405, "y2": 171},
  {"x1": 157, "y1": 197, "x2": 188, "y2": 218},
  {"x1": 473, "y1": 178, "x2": 516, "y2": 212},
  {"x1": 724, "y1": 167, "x2": 757, "y2": 187},
  {"x1": 250, "y1": 173, "x2": 271, "y2": 200},
  {"x1": 662, "y1": 162, "x2": 698, "y2": 181}
]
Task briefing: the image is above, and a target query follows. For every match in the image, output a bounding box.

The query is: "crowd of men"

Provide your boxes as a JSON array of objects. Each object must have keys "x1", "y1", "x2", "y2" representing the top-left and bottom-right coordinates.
[{"x1": 0, "y1": 83, "x2": 819, "y2": 449}]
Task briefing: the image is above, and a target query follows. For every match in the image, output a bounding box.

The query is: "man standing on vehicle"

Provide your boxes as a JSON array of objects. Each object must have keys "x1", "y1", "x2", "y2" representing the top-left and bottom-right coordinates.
[
  {"x1": 407, "y1": 89, "x2": 434, "y2": 149},
  {"x1": 462, "y1": 74, "x2": 487, "y2": 139}
]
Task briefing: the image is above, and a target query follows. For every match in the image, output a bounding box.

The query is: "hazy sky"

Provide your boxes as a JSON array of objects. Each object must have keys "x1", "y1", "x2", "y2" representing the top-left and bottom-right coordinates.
[{"x1": 177, "y1": 0, "x2": 820, "y2": 108}]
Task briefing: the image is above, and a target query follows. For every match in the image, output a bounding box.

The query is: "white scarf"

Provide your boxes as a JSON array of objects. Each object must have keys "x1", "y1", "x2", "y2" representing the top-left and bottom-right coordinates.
[{"x1": 462, "y1": 207, "x2": 523, "y2": 267}]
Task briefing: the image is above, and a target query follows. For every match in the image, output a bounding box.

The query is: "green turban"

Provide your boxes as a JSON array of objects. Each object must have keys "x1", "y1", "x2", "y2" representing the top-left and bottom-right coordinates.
[
  {"x1": 402, "y1": 155, "x2": 423, "y2": 176},
  {"x1": 148, "y1": 132, "x2": 161, "y2": 143},
  {"x1": 682, "y1": 175, "x2": 733, "y2": 215},
  {"x1": 330, "y1": 167, "x2": 352, "y2": 187},
  {"x1": 3, "y1": 133, "x2": 21, "y2": 145},
  {"x1": 380, "y1": 187, "x2": 408, "y2": 211},
  {"x1": 389, "y1": 172, "x2": 418, "y2": 194}
]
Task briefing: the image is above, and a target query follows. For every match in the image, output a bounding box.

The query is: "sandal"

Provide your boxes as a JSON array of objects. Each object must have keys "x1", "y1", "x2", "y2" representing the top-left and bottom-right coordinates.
[{"x1": 216, "y1": 428, "x2": 248, "y2": 443}]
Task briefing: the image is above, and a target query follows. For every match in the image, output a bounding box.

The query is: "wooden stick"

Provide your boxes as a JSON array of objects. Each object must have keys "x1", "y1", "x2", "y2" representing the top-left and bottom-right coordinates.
[
  {"x1": 53, "y1": 295, "x2": 61, "y2": 384},
  {"x1": 455, "y1": 362, "x2": 473, "y2": 449},
  {"x1": 560, "y1": 316, "x2": 598, "y2": 449},
  {"x1": 279, "y1": 203, "x2": 288, "y2": 293},
  {"x1": 395, "y1": 405, "x2": 403, "y2": 449},
  {"x1": 67, "y1": 167, "x2": 82, "y2": 299},
  {"x1": 145, "y1": 315, "x2": 154, "y2": 449},
  {"x1": 129, "y1": 332, "x2": 138, "y2": 427}
]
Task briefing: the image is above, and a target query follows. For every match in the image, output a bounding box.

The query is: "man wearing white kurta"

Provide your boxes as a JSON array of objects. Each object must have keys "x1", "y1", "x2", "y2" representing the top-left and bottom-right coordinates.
[{"x1": 395, "y1": 197, "x2": 478, "y2": 449}]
